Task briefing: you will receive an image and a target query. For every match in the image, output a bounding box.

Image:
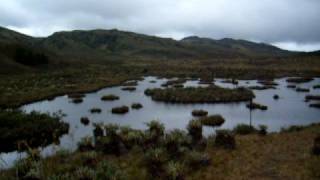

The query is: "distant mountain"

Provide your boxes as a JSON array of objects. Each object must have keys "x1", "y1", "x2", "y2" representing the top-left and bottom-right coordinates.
[
  {"x1": 1, "y1": 26, "x2": 317, "y2": 72},
  {"x1": 180, "y1": 36, "x2": 290, "y2": 57}
]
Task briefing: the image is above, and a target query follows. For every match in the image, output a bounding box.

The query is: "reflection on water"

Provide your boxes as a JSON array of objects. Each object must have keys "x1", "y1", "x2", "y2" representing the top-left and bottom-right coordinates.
[{"x1": 1, "y1": 76, "x2": 320, "y2": 168}]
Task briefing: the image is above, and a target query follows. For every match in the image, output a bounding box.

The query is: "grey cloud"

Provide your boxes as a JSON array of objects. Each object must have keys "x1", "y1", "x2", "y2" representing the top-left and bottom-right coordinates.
[{"x1": 0, "y1": 0, "x2": 319, "y2": 51}]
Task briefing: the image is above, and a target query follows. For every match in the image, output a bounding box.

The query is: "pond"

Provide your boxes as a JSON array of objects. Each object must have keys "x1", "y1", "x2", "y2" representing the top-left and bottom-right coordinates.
[{"x1": 1, "y1": 76, "x2": 320, "y2": 168}]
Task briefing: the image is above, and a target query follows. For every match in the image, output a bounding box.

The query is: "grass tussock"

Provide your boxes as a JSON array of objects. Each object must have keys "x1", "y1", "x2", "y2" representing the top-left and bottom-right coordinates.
[
  {"x1": 101, "y1": 94, "x2": 119, "y2": 101},
  {"x1": 246, "y1": 102, "x2": 268, "y2": 110},
  {"x1": 72, "y1": 98, "x2": 83, "y2": 104},
  {"x1": 305, "y1": 95, "x2": 320, "y2": 101},
  {"x1": 296, "y1": 87, "x2": 310, "y2": 92},
  {"x1": 145, "y1": 86, "x2": 254, "y2": 103},
  {"x1": 286, "y1": 77, "x2": 314, "y2": 83},
  {"x1": 90, "y1": 108, "x2": 102, "y2": 114},
  {"x1": 214, "y1": 129, "x2": 236, "y2": 149},
  {"x1": 191, "y1": 109, "x2": 208, "y2": 117},
  {"x1": 111, "y1": 106, "x2": 129, "y2": 114},
  {"x1": 200, "y1": 115, "x2": 225, "y2": 127},
  {"x1": 80, "y1": 117, "x2": 90, "y2": 125},
  {"x1": 121, "y1": 87, "x2": 136, "y2": 91},
  {"x1": 131, "y1": 103, "x2": 143, "y2": 109},
  {"x1": 309, "y1": 103, "x2": 320, "y2": 108}
]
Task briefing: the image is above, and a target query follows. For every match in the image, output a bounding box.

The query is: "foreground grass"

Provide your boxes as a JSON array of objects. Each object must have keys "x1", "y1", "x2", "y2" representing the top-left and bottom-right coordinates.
[{"x1": 1, "y1": 122, "x2": 319, "y2": 179}]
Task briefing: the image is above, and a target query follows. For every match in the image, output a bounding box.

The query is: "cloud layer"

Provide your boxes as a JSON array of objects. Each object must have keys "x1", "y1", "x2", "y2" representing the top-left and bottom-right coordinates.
[{"x1": 1, "y1": 0, "x2": 320, "y2": 51}]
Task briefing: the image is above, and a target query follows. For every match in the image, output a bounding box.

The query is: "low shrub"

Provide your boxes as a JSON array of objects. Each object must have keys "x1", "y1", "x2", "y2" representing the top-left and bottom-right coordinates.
[
  {"x1": 80, "y1": 117, "x2": 90, "y2": 125},
  {"x1": 165, "y1": 161, "x2": 185, "y2": 180},
  {"x1": 165, "y1": 129, "x2": 191, "y2": 157},
  {"x1": 214, "y1": 129, "x2": 236, "y2": 149},
  {"x1": 185, "y1": 151, "x2": 211, "y2": 169},
  {"x1": 281, "y1": 125, "x2": 305, "y2": 133},
  {"x1": 187, "y1": 120, "x2": 203, "y2": 142},
  {"x1": 121, "y1": 87, "x2": 136, "y2": 91},
  {"x1": 246, "y1": 102, "x2": 268, "y2": 110},
  {"x1": 144, "y1": 148, "x2": 168, "y2": 176},
  {"x1": 286, "y1": 77, "x2": 314, "y2": 83},
  {"x1": 287, "y1": 85, "x2": 296, "y2": 88},
  {"x1": 305, "y1": 95, "x2": 320, "y2": 101},
  {"x1": 313, "y1": 85, "x2": 320, "y2": 89},
  {"x1": 131, "y1": 103, "x2": 143, "y2": 109},
  {"x1": 199, "y1": 115, "x2": 225, "y2": 127},
  {"x1": 310, "y1": 103, "x2": 320, "y2": 108},
  {"x1": 258, "y1": 125, "x2": 268, "y2": 136},
  {"x1": 257, "y1": 80, "x2": 278, "y2": 86},
  {"x1": 312, "y1": 135, "x2": 320, "y2": 155},
  {"x1": 72, "y1": 98, "x2": 83, "y2": 104},
  {"x1": 0, "y1": 110, "x2": 69, "y2": 152},
  {"x1": 249, "y1": 85, "x2": 275, "y2": 90},
  {"x1": 191, "y1": 109, "x2": 208, "y2": 117},
  {"x1": 93, "y1": 123, "x2": 104, "y2": 138},
  {"x1": 111, "y1": 106, "x2": 129, "y2": 114},
  {"x1": 101, "y1": 94, "x2": 119, "y2": 101},
  {"x1": 90, "y1": 108, "x2": 102, "y2": 113},
  {"x1": 77, "y1": 137, "x2": 94, "y2": 151},
  {"x1": 233, "y1": 124, "x2": 257, "y2": 135},
  {"x1": 296, "y1": 87, "x2": 310, "y2": 92}
]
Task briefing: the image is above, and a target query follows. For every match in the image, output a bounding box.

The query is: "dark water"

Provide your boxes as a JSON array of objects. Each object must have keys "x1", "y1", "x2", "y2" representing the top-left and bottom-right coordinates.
[{"x1": 1, "y1": 76, "x2": 320, "y2": 168}]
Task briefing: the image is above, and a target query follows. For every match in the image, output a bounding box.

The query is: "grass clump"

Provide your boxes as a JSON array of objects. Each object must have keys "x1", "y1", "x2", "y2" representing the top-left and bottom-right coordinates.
[
  {"x1": 286, "y1": 77, "x2": 314, "y2": 83},
  {"x1": 191, "y1": 109, "x2": 208, "y2": 117},
  {"x1": 310, "y1": 103, "x2": 320, "y2": 108},
  {"x1": 131, "y1": 103, "x2": 143, "y2": 109},
  {"x1": 0, "y1": 110, "x2": 69, "y2": 152},
  {"x1": 313, "y1": 85, "x2": 320, "y2": 89},
  {"x1": 80, "y1": 117, "x2": 90, "y2": 125},
  {"x1": 90, "y1": 107, "x2": 102, "y2": 113},
  {"x1": 305, "y1": 95, "x2": 320, "y2": 101},
  {"x1": 121, "y1": 87, "x2": 136, "y2": 91},
  {"x1": 72, "y1": 98, "x2": 83, "y2": 104},
  {"x1": 233, "y1": 124, "x2": 257, "y2": 135},
  {"x1": 246, "y1": 102, "x2": 268, "y2": 110},
  {"x1": 199, "y1": 115, "x2": 225, "y2": 127},
  {"x1": 296, "y1": 87, "x2": 310, "y2": 92},
  {"x1": 111, "y1": 106, "x2": 129, "y2": 114},
  {"x1": 214, "y1": 129, "x2": 236, "y2": 149},
  {"x1": 287, "y1": 84, "x2": 296, "y2": 88},
  {"x1": 145, "y1": 86, "x2": 254, "y2": 103},
  {"x1": 101, "y1": 94, "x2": 119, "y2": 101}
]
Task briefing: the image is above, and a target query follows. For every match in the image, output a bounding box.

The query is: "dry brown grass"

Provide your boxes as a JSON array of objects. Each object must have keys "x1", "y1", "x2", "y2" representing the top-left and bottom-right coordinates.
[{"x1": 191, "y1": 125, "x2": 320, "y2": 180}]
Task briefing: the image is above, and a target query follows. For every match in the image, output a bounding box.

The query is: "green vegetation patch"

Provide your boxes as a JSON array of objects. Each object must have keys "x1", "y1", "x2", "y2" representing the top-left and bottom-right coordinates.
[
  {"x1": 0, "y1": 110, "x2": 69, "y2": 152},
  {"x1": 145, "y1": 86, "x2": 254, "y2": 103}
]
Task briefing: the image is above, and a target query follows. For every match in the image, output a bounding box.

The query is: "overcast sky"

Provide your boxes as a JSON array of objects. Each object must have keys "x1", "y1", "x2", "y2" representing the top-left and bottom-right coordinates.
[{"x1": 1, "y1": 0, "x2": 320, "y2": 51}]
